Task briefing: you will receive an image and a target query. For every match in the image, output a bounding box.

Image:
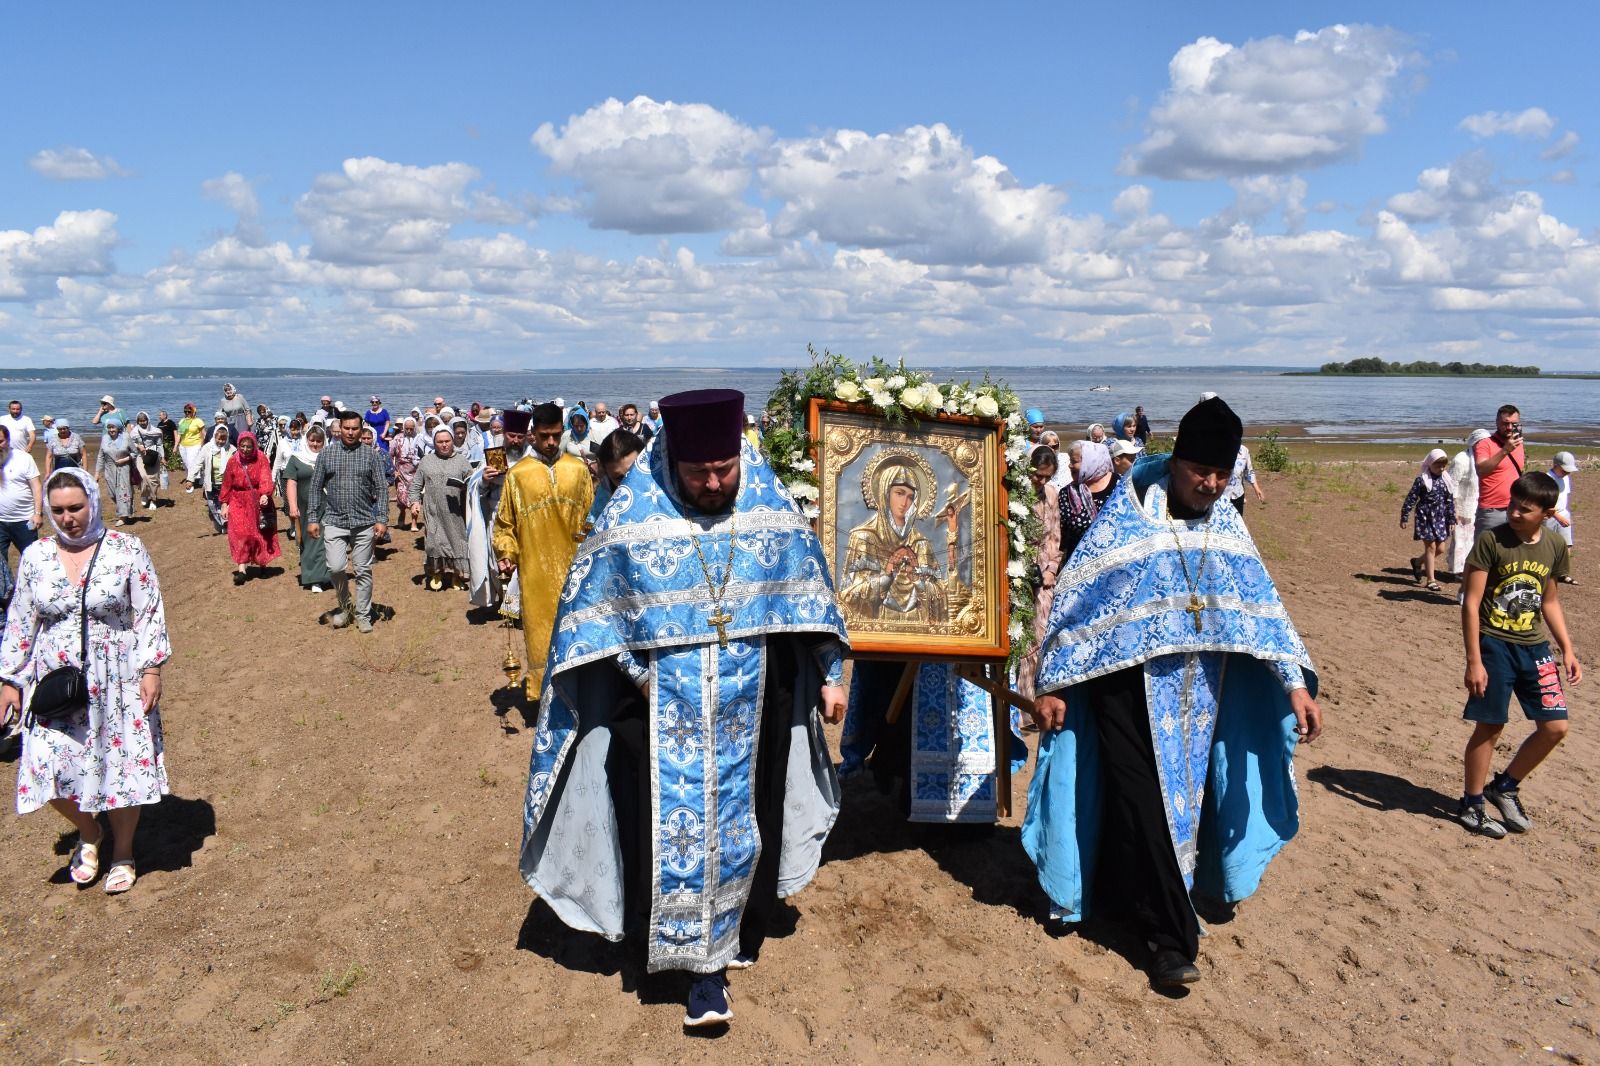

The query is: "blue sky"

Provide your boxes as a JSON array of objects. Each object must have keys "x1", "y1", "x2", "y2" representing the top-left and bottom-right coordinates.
[{"x1": 3, "y1": 2, "x2": 1596, "y2": 370}]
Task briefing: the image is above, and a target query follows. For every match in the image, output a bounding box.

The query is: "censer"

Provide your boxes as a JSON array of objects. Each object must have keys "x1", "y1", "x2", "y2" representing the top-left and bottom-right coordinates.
[{"x1": 501, "y1": 621, "x2": 523, "y2": 689}]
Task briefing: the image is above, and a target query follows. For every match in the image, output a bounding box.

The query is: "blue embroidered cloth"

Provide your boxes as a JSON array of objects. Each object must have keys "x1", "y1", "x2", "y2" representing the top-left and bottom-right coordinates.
[
  {"x1": 841, "y1": 663, "x2": 1027, "y2": 824},
  {"x1": 520, "y1": 435, "x2": 849, "y2": 973},
  {"x1": 1022, "y1": 455, "x2": 1317, "y2": 920}
]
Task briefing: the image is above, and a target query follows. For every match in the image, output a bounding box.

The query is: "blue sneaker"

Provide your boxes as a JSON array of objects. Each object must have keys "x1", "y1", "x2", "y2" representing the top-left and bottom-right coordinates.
[{"x1": 684, "y1": 972, "x2": 732, "y2": 1028}]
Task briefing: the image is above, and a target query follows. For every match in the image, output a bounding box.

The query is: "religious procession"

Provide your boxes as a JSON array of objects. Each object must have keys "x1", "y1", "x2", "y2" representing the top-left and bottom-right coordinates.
[{"x1": 0, "y1": 357, "x2": 1366, "y2": 1040}]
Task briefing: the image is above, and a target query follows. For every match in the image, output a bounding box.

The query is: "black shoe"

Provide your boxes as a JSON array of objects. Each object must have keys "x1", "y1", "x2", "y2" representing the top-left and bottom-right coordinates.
[
  {"x1": 684, "y1": 972, "x2": 732, "y2": 1028},
  {"x1": 232, "y1": 571, "x2": 247, "y2": 586},
  {"x1": 1150, "y1": 948, "x2": 1200, "y2": 988}
]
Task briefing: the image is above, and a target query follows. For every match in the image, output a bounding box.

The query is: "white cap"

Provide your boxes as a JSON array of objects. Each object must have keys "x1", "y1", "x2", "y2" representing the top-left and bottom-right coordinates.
[
  {"x1": 1553, "y1": 451, "x2": 1578, "y2": 472},
  {"x1": 100, "y1": 394, "x2": 116, "y2": 405},
  {"x1": 1109, "y1": 439, "x2": 1140, "y2": 458},
  {"x1": 1199, "y1": 391, "x2": 1218, "y2": 402}
]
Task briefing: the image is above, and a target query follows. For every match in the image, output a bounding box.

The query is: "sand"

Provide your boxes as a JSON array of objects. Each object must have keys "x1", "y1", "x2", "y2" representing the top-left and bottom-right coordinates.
[{"x1": 1, "y1": 457, "x2": 1596, "y2": 1065}]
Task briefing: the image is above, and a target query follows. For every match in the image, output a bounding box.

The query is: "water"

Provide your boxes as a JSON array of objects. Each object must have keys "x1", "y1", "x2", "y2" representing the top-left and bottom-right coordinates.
[{"x1": 5, "y1": 366, "x2": 1597, "y2": 443}]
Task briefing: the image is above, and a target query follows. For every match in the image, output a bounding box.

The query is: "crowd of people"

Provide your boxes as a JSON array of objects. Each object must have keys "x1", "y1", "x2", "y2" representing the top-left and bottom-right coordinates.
[{"x1": 0, "y1": 382, "x2": 1583, "y2": 1034}]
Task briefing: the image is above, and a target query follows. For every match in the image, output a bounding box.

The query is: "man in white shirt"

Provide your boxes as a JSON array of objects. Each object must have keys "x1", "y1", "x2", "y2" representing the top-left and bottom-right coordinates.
[
  {"x1": 0, "y1": 401, "x2": 35, "y2": 453},
  {"x1": 587, "y1": 401, "x2": 618, "y2": 443},
  {"x1": 0, "y1": 422, "x2": 43, "y2": 607}
]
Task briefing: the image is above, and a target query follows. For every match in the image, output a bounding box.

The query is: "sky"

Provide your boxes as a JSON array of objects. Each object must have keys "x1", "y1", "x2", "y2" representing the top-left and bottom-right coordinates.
[{"x1": 3, "y1": 2, "x2": 1597, "y2": 371}]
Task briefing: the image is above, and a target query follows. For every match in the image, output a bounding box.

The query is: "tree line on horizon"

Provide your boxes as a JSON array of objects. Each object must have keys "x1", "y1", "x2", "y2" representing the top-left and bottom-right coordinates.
[{"x1": 1317, "y1": 358, "x2": 1541, "y2": 376}]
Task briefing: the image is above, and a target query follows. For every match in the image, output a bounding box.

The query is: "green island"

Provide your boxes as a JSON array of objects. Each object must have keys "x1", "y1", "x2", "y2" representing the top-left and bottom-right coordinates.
[
  {"x1": 1288, "y1": 358, "x2": 1597, "y2": 379},
  {"x1": 0, "y1": 365, "x2": 352, "y2": 382}
]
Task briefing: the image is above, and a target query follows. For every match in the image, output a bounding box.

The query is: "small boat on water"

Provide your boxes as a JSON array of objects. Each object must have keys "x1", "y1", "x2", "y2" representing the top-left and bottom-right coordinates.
[{"x1": 1088, "y1": 385, "x2": 1111, "y2": 392}]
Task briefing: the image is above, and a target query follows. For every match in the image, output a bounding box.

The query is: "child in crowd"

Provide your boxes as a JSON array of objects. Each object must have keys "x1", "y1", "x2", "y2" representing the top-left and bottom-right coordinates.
[
  {"x1": 1457, "y1": 472, "x2": 1582, "y2": 838},
  {"x1": 1401, "y1": 448, "x2": 1455, "y2": 592},
  {"x1": 1547, "y1": 452, "x2": 1577, "y2": 577}
]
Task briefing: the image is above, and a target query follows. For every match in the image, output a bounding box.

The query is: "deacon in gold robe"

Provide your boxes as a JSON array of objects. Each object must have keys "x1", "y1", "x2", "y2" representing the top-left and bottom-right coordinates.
[{"x1": 494, "y1": 403, "x2": 594, "y2": 696}]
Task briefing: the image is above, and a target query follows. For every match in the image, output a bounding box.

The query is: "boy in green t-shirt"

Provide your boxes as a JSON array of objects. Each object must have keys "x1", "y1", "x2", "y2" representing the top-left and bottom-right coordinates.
[{"x1": 1458, "y1": 472, "x2": 1582, "y2": 838}]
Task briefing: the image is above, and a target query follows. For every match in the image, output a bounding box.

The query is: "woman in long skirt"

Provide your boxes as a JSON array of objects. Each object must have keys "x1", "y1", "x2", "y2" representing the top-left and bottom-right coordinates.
[
  {"x1": 94, "y1": 418, "x2": 135, "y2": 525},
  {"x1": 219, "y1": 431, "x2": 279, "y2": 584},
  {"x1": 0, "y1": 468, "x2": 171, "y2": 894},
  {"x1": 282, "y1": 426, "x2": 332, "y2": 593},
  {"x1": 410, "y1": 425, "x2": 471, "y2": 589}
]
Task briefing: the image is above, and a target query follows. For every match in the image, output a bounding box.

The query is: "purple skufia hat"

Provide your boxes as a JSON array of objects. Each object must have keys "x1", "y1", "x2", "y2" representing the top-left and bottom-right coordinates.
[{"x1": 658, "y1": 389, "x2": 745, "y2": 463}]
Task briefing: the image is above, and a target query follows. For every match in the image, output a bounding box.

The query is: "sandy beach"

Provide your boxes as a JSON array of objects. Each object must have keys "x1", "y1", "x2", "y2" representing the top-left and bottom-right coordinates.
[{"x1": 1, "y1": 450, "x2": 1596, "y2": 1065}]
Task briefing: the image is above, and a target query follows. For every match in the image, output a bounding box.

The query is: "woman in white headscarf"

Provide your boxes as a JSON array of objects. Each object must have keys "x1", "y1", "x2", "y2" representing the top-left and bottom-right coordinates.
[
  {"x1": 1443, "y1": 429, "x2": 1490, "y2": 578},
  {"x1": 391, "y1": 416, "x2": 424, "y2": 530},
  {"x1": 411, "y1": 425, "x2": 471, "y2": 590},
  {"x1": 130, "y1": 412, "x2": 164, "y2": 512},
  {"x1": 219, "y1": 383, "x2": 251, "y2": 442},
  {"x1": 0, "y1": 467, "x2": 172, "y2": 894}
]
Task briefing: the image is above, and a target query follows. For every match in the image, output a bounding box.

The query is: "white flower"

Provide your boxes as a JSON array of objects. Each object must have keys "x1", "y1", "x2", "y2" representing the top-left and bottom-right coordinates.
[
  {"x1": 801, "y1": 503, "x2": 820, "y2": 520},
  {"x1": 1006, "y1": 412, "x2": 1023, "y2": 429},
  {"x1": 863, "y1": 377, "x2": 886, "y2": 393},
  {"x1": 794, "y1": 457, "x2": 815, "y2": 473},
  {"x1": 974, "y1": 395, "x2": 1000, "y2": 419},
  {"x1": 885, "y1": 375, "x2": 906, "y2": 390},
  {"x1": 1009, "y1": 501, "x2": 1029, "y2": 519},
  {"x1": 1007, "y1": 559, "x2": 1027, "y2": 578},
  {"x1": 1008, "y1": 620, "x2": 1025, "y2": 641},
  {"x1": 789, "y1": 482, "x2": 819, "y2": 501},
  {"x1": 921, "y1": 385, "x2": 944, "y2": 413},
  {"x1": 834, "y1": 379, "x2": 862, "y2": 403},
  {"x1": 899, "y1": 385, "x2": 924, "y2": 409},
  {"x1": 869, "y1": 390, "x2": 894, "y2": 408}
]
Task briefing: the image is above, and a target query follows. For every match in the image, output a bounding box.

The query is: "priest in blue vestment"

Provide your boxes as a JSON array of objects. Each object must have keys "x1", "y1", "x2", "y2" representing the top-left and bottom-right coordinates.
[
  {"x1": 519, "y1": 388, "x2": 849, "y2": 1030},
  {"x1": 1022, "y1": 396, "x2": 1324, "y2": 989}
]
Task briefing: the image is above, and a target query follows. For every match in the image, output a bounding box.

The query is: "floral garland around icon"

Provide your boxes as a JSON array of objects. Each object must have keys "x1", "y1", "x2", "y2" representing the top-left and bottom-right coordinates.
[{"x1": 764, "y1": 346, "x2": 1044, "y2": 665}]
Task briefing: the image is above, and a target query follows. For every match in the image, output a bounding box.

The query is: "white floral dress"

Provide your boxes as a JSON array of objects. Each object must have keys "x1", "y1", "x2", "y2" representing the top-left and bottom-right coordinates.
[{"x1": 0, "y1": 531, "x2": 172, "y2": 814}]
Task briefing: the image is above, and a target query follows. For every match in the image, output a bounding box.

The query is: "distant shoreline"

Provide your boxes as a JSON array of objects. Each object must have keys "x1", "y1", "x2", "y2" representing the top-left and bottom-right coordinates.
[
  {"x1": 0, "y1": 366, "x2": 350, "y2": 383},
  {"x1": 1283, "y1": 371, "x2": 1600, "y2": 380}
]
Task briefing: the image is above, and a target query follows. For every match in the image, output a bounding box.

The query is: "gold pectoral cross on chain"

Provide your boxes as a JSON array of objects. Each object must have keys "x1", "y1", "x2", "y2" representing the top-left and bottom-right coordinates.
[
  {"x1": 708, "y1": 609, "x2": 733, "y2": 648},
  {"x1": 1185, "y1": 594, "x2": 1204, "y2": 633}
]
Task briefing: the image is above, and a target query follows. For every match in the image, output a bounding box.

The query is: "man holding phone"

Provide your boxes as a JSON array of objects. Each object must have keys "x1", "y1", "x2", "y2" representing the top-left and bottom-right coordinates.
[{"x1": 1474, "y1": 404, "x2": 1526, "y2": 535}]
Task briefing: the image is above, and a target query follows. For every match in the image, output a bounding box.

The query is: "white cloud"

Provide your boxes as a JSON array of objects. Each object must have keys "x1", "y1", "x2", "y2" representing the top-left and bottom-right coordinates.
[
  {"x1": 1385, "y1": 152, "x2": 1496, "y2": 222},
  {"x1": 0, "y1": 210, "x2": 119, "y2": 300},
  {"x1": 1458, "y1": 107, "x2": 1556, "y2": 140},
  {"x1": 295, "y1": 157, "x2": 480, "y2": 262},
  {"x1": 28, "y1": 147, "x2": 130, "y2": 181},
  {"x1": 761, "y1": 123, "x2": 1066, "y2": 266},
  {"x1": 1125, "y1": 24, "x2": 1413, "y2": 180},
  {"x1": 533, "y1": 95, "x2": 765, "y2": 234},
  {"x1": 1540, "y1": 130, "x2": 1580, "y2": 161},
  {"x1": 202, "y1": 172, "x2": 259, "y2": 218}
]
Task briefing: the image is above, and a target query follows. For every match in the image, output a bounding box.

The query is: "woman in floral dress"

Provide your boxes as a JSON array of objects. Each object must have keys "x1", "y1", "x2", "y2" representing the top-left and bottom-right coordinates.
[
  {"x1": 391, "y1": 417, "x2": 423, "y2": 531},
  {"x1": 219, "y1": 431, "x2": 280, "y2": 584},
  {"x1": 0, "y1": 467, "x2": 171, "y2": 895}
]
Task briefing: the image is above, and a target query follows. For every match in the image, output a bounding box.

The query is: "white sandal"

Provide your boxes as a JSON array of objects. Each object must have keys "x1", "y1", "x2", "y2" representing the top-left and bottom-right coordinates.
[{"x1": 103, "y1": 860, "x2": 137, "y2": 895}]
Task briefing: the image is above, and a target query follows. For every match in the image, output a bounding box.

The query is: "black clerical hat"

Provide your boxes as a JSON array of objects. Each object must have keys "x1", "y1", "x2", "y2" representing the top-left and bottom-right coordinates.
[
  {"x1": 658, "y1": 389, "x2": 745, "y2": 463},
  {"x1": 1172, "y1": 396, "x2": 1243, "y2": 470}
]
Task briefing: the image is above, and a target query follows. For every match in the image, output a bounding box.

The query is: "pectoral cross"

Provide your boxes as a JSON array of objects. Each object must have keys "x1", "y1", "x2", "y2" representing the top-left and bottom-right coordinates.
[
  {"x1": 708, "y1": 608, "x2": 733, "y2": 648},
  {"x1": 1185, "y1": 595, "x2": 1204, "y2": 634}
]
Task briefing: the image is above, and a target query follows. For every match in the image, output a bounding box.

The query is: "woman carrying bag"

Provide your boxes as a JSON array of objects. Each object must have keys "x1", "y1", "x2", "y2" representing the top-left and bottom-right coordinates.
[{"x1": 0, "y1": 468, "x2": 172, "y2": 895}]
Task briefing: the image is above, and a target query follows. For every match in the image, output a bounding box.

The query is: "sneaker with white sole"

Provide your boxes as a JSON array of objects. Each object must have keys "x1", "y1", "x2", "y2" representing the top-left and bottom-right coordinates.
[
  {"x1": 1457, "y1": 801, "x2": 1507, "y2": 839},
  {"x1": 684, "y1": 973, "x2": 732, "y2": 1028},
  {"x1": 1484, "y1": 785, "x2": 1530, "y2": 833}
]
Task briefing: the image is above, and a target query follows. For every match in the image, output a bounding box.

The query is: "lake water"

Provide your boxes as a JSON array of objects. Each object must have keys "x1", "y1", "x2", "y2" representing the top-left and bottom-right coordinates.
[{"x1": 6, "y1": 366, "x2": 1597, "y2": 444}]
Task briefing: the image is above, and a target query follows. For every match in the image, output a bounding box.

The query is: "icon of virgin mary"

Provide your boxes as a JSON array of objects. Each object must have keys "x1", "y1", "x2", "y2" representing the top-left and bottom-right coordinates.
[{"x1": 838, "y1": 449, "x2": 949, "y2": 624}]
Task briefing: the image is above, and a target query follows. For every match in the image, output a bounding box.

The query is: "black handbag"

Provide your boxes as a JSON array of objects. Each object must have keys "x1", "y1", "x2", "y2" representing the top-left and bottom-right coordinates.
[{"x1": 26, "y1": 539, "x2": 102, "y2": 727}]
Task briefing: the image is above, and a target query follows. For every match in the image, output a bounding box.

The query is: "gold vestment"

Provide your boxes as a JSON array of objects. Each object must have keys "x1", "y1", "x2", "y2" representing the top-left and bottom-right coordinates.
[{"x1": 492, "y1": 454, "x2": 594, "y2": 696}]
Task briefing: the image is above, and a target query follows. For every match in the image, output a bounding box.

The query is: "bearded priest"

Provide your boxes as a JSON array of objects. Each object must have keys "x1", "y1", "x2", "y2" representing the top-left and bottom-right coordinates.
[
  {"x1": 1022, "y1": 395, "x2": 1324, "y2": 990},
  {"x1": 518, "y1": 388, "x2": 850, "y2": 1030}
]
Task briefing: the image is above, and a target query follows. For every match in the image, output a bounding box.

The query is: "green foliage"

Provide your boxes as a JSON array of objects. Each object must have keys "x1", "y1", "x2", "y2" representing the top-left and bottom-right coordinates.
[
  {"x1": 1318, "y1": 357, "x2": 1540, "y2": 376},
  {"x1": 1142, "y1": 434, "x2": 1174, "y2": 455},
  {"x1": 1256, "y1": 429, "x2": 1292, "y2": 473}
]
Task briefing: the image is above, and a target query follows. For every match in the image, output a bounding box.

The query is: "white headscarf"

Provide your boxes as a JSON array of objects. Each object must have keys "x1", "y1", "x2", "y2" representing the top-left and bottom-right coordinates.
[
  {"x1": 45, "y1": 467, "x2": 106, "y2": 549},
  {"x1": 1420, "y1": 448, "x2": 1455, "y2": 495},
  {"x1": 1077, "y1": 441, "x2": 1113, "y2": 485}
]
